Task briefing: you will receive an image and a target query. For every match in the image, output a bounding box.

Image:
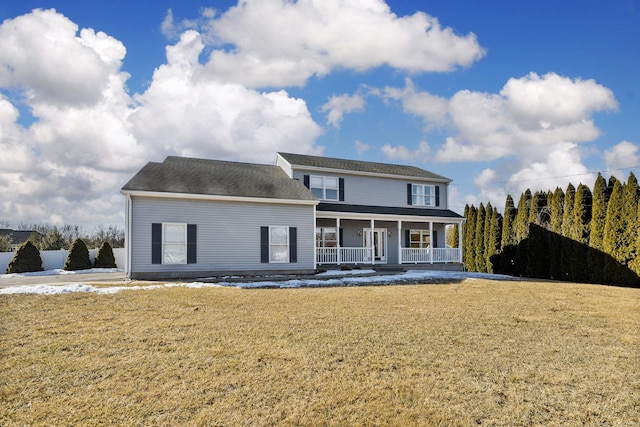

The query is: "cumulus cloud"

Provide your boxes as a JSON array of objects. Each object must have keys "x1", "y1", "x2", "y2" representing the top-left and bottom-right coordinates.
[
  {"x1": 383, "y1": 78, "x2": 448, "y2": 128},
  {"x1": 200, "y1": 0, "x2": 485, "y2": 87},
  {"x1": 604, "y1": 141, "x2": 640, "y2": 171},
  {"x1": 381, "y1": 141, "x2": 431, "y2": 163},
  {"x1": 355, "y1": 140, "x2": 371, "y2": 155},
  {"x1": 321, "y1": 93, "x2": 365, "y2": 127}
]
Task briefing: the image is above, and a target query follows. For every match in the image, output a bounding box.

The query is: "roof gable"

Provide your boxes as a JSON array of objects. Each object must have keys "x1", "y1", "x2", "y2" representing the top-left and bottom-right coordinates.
[
  {"x1": 122, "y1": 156, "x2": 316, "y2": 202},
  {"x1": 278, "y1": 152, "x2": 451, "y2": 182}
]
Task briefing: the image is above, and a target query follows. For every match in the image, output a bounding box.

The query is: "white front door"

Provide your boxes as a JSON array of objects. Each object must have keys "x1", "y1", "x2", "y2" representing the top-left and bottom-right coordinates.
[{"x1": 364, "y1": 228, "x2": 387, "y2": 263}]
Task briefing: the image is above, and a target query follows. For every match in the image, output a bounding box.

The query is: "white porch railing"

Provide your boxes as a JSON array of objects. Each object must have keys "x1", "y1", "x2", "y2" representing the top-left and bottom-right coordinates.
[
  {"x1": 316, "y1": 247, "x2": 460, "y2": 265},
  {"x1": 316, "y1": 247, "x2": 372, "y2": 264},
  {"x1": 401, "y1": 248, "x2": 460, "y2": 264}
]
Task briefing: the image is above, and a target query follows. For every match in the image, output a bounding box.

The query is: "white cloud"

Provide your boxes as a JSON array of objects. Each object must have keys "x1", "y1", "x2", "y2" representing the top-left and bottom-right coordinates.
[
  {"x1": 355, "y1": 140, "x2": 371, "y2": 155},
  {"x1": 604, "y1": 141, "x2": 640, "y2": 171},
  {"x1": 383, "y1": 78, "x2": 448, "y2": 128},
  {"x1": 201, "y1": 0, "x2": 485, "y2": 87},
  {"x1": 321, "y1": 93, "x2": 365, "y2": 127},
  {"x1": 381, "y1": 141, "x2": 430, "y2": 163}
]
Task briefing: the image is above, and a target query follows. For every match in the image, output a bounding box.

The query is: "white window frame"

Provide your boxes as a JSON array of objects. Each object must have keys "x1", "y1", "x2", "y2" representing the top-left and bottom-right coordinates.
[
  {"x1": 410, "y1": 229, "x2": 431, "y2": 249},
  {"x1": 269, "y1": 226, "x2": 289, "y2": 263},
  {"x1": 162, "y1": 223, "x2": 187, "y2": 264},
  {"x1": 315, "y1": 227, "x2": 337, "y2": 248},
  {"x1": 310, "y1": 175, "x2": 339, "y2": 201},
  {"x1": 412, "y1": 184, "x2": 435, "y2": 207}
]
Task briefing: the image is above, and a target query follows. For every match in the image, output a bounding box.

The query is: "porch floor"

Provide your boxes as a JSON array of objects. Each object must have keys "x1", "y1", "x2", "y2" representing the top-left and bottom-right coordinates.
[{"x1": 318, "y1": 263, "x2": 464, "y2": 273}]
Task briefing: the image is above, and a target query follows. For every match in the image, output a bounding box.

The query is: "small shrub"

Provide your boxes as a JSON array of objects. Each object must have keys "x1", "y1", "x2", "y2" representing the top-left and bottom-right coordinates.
[
  {"x1": 6, "y1": 240, "x2": 44, "y2": 273},
  {"x1": 63, "y1": 239, "x2": 92, "y2": 271},
  {"x1": 94, "y1": 241, "x2": 117, "y2": 268}
]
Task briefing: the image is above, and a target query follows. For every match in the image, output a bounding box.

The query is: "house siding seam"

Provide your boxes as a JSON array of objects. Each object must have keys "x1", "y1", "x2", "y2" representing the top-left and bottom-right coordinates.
[{"x1": 130, "y1": 197, "x2": 315, "y2": 275}]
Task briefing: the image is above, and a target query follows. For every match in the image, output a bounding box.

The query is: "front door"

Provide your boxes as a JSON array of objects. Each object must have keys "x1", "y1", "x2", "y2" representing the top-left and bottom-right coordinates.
[{"x1": 364, "y1": 228, "x2": 387, "y2": 263}]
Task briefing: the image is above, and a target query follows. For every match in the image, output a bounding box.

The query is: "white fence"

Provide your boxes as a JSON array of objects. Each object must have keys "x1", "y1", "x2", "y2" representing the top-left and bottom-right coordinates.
[
  {"x1": 316, "y1": 247, "x2": 373, "y2": 265},
  {"x1": 317, "y1": 247, "x2": 460, "y2": 265},
  {"x1": 0, "y1": 248, "x2": 126, "y2": 273}
]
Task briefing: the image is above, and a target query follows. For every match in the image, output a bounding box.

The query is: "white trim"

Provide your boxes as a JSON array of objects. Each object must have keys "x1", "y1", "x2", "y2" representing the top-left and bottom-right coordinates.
[
  {"x1": 162, "y1": 223, "x2": 187, "y2": 265},
  {"x1": 411, "y1": 183, "x2": 436, "y2": 207},
  {"x1": 274, "y1": 153, "x2": 293, "y2": 178},
  {"x1": 316, "y1": 210, "x2": 463, "y2": 224},
  {"x1": 310, "y1": 175, "x2": 339, "y2": 201},
  {"x1": 125, "y1": 193, "x2": 132, "y2": 278},
  {"x1": 290, "y1": 165, "x2": 451, "y2": 184},
  {"x1": 269, "y1": 225, "x2": 290, "y2": 264},
  {"x1": 121, "y1": 190, "x2": 319, "y2": 206}
]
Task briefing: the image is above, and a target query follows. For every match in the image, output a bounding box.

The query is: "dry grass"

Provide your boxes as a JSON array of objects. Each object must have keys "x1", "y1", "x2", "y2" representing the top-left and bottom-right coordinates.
[{"x1": 1, "y1": 279, "x2": 638, "y2": 426}]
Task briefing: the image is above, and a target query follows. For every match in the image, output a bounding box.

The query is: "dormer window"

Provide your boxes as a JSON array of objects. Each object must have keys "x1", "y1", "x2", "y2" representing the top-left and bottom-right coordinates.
[
  {"x1": 412, "y1": 184, "x2": 435, "y2": 206},
  {"x1": 310, "y1": 176, "x2": 339, "y2": 201}
]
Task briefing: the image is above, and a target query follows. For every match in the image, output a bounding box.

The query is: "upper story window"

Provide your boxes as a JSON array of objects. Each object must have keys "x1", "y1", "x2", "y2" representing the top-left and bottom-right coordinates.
[
  {"x1": 412, "y1": 184, "x2": 435, "y2": 207},
  {"x1": 310, "y1": 176, "x2": 339, "y2": 201}
]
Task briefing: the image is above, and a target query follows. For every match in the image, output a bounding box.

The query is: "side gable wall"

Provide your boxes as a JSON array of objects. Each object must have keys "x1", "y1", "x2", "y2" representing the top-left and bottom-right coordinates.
[
  {"x1": 291, "y1": 169, "x2": 449, "y2": 210},
  {"x1": 129, "y1": 196, "x2": 315, "y2": 279}
]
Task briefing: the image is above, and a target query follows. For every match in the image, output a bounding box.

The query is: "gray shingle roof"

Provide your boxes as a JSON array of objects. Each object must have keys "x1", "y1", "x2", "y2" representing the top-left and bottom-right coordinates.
[
  {"x1": 278, "y1": 152, "x2": 451, "y2": 182},
  {"x1": 122, "y1": 156, "x2": 317, "y2": 201}
]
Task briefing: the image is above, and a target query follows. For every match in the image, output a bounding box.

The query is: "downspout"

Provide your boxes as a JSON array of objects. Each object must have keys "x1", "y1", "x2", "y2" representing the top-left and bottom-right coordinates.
[{"x1": 125, "y1": 193, "x2": 132, "y2": 280}]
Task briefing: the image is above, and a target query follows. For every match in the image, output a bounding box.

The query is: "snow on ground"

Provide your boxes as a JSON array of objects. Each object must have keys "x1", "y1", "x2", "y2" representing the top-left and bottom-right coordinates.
[
  {"x1": 1, "y1": 268, "x2": 122, "y2": 278},
  {"x1": 0, "y1": 270, "x2": 518, "y2": 295}
]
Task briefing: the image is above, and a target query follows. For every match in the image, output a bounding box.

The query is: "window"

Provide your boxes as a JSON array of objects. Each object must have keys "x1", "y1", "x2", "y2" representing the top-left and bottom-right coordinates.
[
  {"x1": 163, "y1": 223, "x2": 187, "y2": 264},
  {"x1": 315, "y1": 227, "x2": 337, "y2": 247},
  {"x1": 152, "y1": 223, "x2": 197, "y2": 265},
  {"x1": 410, "y1": 230, "x2": 430, "y2": 248},
  {"x1": 412, "y1": 184, "x2": 435, "y2": 206},
  {"x1": 310, "y1": 176, "x2": 339, "y2": 201},
  {"x1": 269, "y1": 226, "x2": 289, "y2": 263}
]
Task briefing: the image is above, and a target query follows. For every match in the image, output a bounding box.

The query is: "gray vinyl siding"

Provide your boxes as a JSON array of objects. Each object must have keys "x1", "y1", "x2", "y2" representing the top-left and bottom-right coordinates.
[
  {"x1": 130, "y1": 196, "x2": 315, "y2": 276},
  {"x1": 293, "y1": 169, "x2": 448, "y2": 210}
]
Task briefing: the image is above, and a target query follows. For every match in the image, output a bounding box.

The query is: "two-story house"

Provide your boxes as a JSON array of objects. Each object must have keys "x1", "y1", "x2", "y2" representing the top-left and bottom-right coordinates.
[{"x1": 121, "y1": 153, "x2": 464, "y2": 280}]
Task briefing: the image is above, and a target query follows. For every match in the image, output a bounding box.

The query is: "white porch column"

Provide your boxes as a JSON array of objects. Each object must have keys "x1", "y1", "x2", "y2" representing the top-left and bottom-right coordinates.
[
  {"x1": 429, "y1": 221, "x2": 434, "y2": 264},
  {"x1": 397, "y1": 220, "x2": 402, "y2": 264},
  {"x1": 458, "y1": 221, "x2": 463, "y2": 264},
  {"x1": 370, "y1": 218, "x2": 375, "y2": 265},
  {"x1": 336, "y1": 217, "x2": 341, "y2": 265}
]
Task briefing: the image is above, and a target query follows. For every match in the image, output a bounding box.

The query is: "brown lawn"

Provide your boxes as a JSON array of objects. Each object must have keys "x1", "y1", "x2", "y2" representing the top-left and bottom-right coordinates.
[{"x1": 1, "y1": 279, "x2": 638, "y2": 426}]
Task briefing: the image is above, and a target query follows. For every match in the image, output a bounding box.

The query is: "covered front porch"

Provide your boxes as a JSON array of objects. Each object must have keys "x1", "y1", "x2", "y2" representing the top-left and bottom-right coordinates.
[{"x1": 314, "y1": 209, "x2": 464, "y2": 268}]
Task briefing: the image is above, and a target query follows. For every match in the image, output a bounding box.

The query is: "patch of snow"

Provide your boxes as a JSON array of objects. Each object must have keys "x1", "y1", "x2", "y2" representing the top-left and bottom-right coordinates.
[
  {"x1": 0, "y1": 270, "x2": 517, "y2": 295},
  {"x1": 1, "y1": 268, "x2": 123, "y2": 279}
]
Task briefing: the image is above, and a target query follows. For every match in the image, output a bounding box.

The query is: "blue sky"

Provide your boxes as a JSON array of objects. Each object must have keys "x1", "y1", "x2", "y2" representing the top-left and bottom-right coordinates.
[{"x1": 0, "y1": 0, "x2": 639, "y2": 228}]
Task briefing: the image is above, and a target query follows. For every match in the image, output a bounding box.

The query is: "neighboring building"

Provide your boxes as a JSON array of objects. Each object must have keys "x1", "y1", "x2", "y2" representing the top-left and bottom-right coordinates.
[
  {"x1": 0, "y1": 229, "x2": 42, "y2": 251},
  {"x1": 121, "y1": 153, "x2": 464, "y2": 280}
]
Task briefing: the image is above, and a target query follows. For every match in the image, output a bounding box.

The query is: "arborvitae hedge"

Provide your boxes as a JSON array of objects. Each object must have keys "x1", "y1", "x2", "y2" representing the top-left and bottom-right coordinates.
[
  {"x1": 6, "y1": 240, "x2": 43, "y2": 273},
  {"x1": 63, "y1": 238, "x2": 92, "y2": 271},
  {"x1": 464, "y1": 172, "x2": 640, "y2": 287},
  {"x1": 94, "y1": 241, "x2": 117, "y2": 268}
]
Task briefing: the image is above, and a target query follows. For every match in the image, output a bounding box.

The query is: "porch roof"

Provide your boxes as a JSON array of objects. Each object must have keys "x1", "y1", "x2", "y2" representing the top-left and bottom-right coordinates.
[{"x1": 316, "y1": 203, "x2": 463, "y2": 221}]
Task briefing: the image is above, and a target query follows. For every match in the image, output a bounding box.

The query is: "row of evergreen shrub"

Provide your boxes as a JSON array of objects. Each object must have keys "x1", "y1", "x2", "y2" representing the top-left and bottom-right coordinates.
[
  {"x1": 463, "y1": 172, "x2": 640, "y2": 287},
  {"x1": 5, "y1": 239, "x2": 117, "y2": 274}
]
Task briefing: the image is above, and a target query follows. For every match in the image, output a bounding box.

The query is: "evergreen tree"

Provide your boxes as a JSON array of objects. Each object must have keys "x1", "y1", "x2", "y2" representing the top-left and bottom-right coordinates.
[
  {"x1": 548, "y1": 187, "x2": 565, "y2": 279},
  {"x1": 589, "y1": 174, "x2": 608, "y2": 252},
  {"x1": 0, "y1": 234, "x2": 11, "y2": 252},
  {"x1": 549, "y1": 187, "x2": 564, "y2": 234},
  {"x1": 560, "y1": 183, "x2": 576, "y2": 280},
  {"x1": 6, "y1": 240, "x2": 43, "y2": 273},
  {"x1": 570, "y1": 184, "x2": 592, "y2": 282},
  {"x1": 513, "y1": 189, "x2": 532, "y2": 243},
  {"x1": 94, "y1": 241, "x2": 118, "y2": 268},
  {"x1": 63, "y1": 238, "x2": 92, "y2": 271},
  {"x1": 485, "y1": 205, "x2": 502, "y2": 273},
  {"x1": 464, "y1": 205, "x2": 477, "y2": 271},
  {"x1": 620, "y1": 172, "x2": 639, "y2": 266},
  {"x1": 501, "y1": 195, "x2": 516, "y2": 249},
  {"x1": 474, "y1": 203, "x2": 486, "y2": 273}
]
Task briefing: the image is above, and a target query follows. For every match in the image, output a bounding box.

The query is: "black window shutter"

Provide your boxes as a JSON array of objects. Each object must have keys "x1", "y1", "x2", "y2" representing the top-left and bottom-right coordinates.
[
  {"x1": 303, "y1": 175, "x2": 310, "y2": 189},
  {"x1": 339, "y1": 228, "x2": 344, "y2": 247},
  {"x1": 289, "y1": 227, "x2": 297, "y2": 263},
  {"x1": 407, "y1": 183, "x2": 413, "y2": 205},
  {"x1": 433, "y1": 230, "x2": 438, "y2": 248},
  {"x1": 260, "y1": 226, "x2": 269, "y2": 263},
  {"x1": 435, "y1": 186, "x2": 440, "y2": 207},
  {"x1": 187, "y1": 224, "x2": 197, "y2": 264},
  {"x1": 404, "y1": 230, "x2": 410, "y2": 248},
  {"x1": 339, "y1": 178, "x2": 345, "y2": 201},
  {"x1": 152, "y1": 223, "x2": 162, "y2": 264}
]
